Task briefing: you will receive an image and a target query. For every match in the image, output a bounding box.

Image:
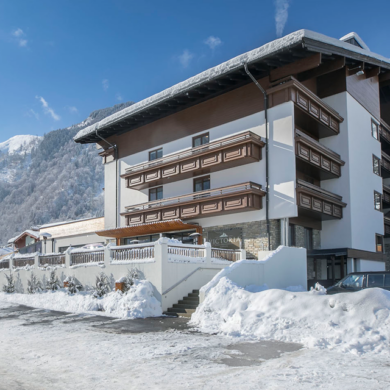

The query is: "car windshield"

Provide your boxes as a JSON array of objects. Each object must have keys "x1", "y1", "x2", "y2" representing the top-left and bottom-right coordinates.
[{"x1": 340, "y1": 274, "x2": 364, "y2": 288}]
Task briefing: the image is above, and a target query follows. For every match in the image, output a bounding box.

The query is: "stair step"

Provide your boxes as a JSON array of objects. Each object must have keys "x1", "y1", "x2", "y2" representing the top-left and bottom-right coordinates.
[
  {"x1": 163, "y1": 311, "x2": 178, "y2": 317},
  {"x1": 167, "y1": 307, "x2": 196, "y2": 314},
  {"x1": 187, "y1": 293, "x2": 199, "y2": 298},
  {"x1": 179, "y1": 298, "x2": 199, "y2": 305},
  {"x1": 192, "y1": 290, "x2": 199, "y2": 293},
  {"x1": 173, "y1": 303, "x2": 198, "y2": 309}
]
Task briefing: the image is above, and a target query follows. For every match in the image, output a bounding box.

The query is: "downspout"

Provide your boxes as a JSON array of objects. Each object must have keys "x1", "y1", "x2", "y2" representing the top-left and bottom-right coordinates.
[
  {"x1": 95, "y1": 129, "x2": 119, "y2": 228},
  {"x1": 244, "y1": 63, "x2": 271, "y2": 251}
]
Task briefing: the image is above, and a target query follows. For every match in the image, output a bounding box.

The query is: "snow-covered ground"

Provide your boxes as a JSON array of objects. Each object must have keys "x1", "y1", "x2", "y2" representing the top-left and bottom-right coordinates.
[{"x1": 191, "y1": 278, "x2": 390, "y2": 356}]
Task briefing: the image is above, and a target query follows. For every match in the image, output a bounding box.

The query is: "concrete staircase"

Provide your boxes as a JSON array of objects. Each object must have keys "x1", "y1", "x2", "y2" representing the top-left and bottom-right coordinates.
[{"x1": 163, "y1": 289, "x2": 200, "y2": 318}]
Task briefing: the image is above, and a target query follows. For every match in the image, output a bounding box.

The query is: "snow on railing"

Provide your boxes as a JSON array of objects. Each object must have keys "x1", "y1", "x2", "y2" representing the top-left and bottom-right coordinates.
[
  {"x1": 39, "y1": 253, "x2": 65, "y2": 267},
  {"x1": 110, "y1": 244, "x2": 155, "y2": 261},
  {"x1": 168, "y1": 244, "x2": 206, "y2": 258},
  {"x1": 211, "y1": 248, "x2": 241, "y2": 262},
  {"x1": 71, "y1": 249, "x2": 104, "y2": 265},
  {"x1": 0, "y1": 259, "x2": 9, "y2": 269},
  {"x1": 13, "y1": 256, "x2": 35, "y2": 268}
]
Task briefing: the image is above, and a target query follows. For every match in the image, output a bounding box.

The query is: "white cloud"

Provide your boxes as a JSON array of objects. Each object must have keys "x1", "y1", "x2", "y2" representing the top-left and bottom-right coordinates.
[
  {"x1": 26, "y1": 109, "x2": 39, "y2": 120},
  {"x1": 116, "y1": 93, "x2": 123, "y2": 101},
  {"x1": 12, "y1": 28, "x2": 28, "y2": 47},
  {"x1": 178, "y1": 50, "x2": 194, "y2": 68},
  {"x1": 68, "y1": 106, "x2": 78, "y2": 114},
  {"x1": 274, "y1": 0, "x2": 290, "y2": 38},
  {"x1": 102, "y1": 79, "x2": 109, "y2": 91},
  {"x1": 12, "y1": 28, "x2": 24, "y2": 37},
  {"x1": 36, "y1": 96, "x2": 61, "y2": 121},
  {"x1": 204, "y1": 36, "x2": 222, "y2": 50}
]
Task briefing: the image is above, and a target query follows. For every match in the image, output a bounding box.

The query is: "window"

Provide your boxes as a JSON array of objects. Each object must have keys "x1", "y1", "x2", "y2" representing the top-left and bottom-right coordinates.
[
  {"x1": 374, "y1": 191, "x2": 382, "y2": 211},
  {"x1": 149, "y1": 148, "x2": 163, "y2": 161},
  {"x1": 124, "y1": 235, "x2": 160, "y2": 245},
  {"x1": 385, "y1": 274, "x2": 390, "y2": 287},
  {"x1": 371, "y1": 120, "x2": 379, "y2": 140},
  {"x1": 373, "y1": 155, "x2": 381, "y2": 176},
  {"x1": 194, "y1": 176, "x2": 210, "y2": 192},
  {"x1": 376, "y1": 234, "x2": 384, "y2": 253},
  {"x1": 149, "y1": 186, "x2": 163, "y2": 201},
  {"x1": 367, "y1": 274, "x2": 384, "y2": 288},
  {"x1": 193, "y1": 133, "x2": 209, "y2": 148},
  {"x1": 341, "y1": 274, "x2": 364, "y2": 288},
  {"x1": 304, "y1": 227, "x2": 313, "y2": 250},
  {"x1": 288, "y1": 224, "x2": 296, "y2": 246}
]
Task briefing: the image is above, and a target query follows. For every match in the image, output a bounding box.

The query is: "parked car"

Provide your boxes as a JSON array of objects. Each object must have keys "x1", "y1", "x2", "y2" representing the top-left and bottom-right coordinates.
[
  {"x1": 326, "y1": 271, "x2": 390, "y2": 294},
  {"x1": 81, "y1": 243, "x2": 104, "y2": 250}
]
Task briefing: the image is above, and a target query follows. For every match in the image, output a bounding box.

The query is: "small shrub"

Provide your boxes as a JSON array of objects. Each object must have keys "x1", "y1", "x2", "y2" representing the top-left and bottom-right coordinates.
[
  {"x1": 123, "y1": 268, "x2": 139, "y2": 293},
  {"x1": 47, "y1": 270, "x2": 61, "y2": 291},
  {"x1": 2, "y1": 272, "x2": 15, "y2": 293},
  {"x1": 93, "y1": 272, "x2": 111, "y2": 298},
  {"x1": 65, "y1": 276, "x2": 83, "y2": 295},
  {"x1": 27, "y1": 272, "x2": 43, "y2": 294}
]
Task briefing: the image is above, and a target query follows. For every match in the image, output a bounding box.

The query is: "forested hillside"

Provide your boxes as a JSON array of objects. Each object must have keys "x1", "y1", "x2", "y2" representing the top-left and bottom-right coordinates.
[{"x1": 0, "y1": 102, "x2": 133, "y2": 245}]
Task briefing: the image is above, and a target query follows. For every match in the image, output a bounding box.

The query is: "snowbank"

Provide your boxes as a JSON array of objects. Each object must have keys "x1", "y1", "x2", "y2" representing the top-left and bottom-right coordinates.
[
  {"x1": 0, "y1": 280, "x2": 162, "y2": 319},
  {"x1": 191, "y1": 277, "x2": 390, "y2": 356}
]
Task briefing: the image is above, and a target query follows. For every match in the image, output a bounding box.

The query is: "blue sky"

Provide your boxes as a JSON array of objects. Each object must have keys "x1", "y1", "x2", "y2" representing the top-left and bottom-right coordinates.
[{"x1": 1, "y1": 0, "x2": 389, "y2": 143}]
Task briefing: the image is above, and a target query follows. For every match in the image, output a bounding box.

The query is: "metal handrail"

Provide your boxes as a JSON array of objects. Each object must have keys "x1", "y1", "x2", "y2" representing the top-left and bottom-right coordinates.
[
  {"x1": 125, "y1": 181, "x2": 263, "y2": 212},
  {"x1": 124, "y1": 131, "x2": 262, "y2": 174}
]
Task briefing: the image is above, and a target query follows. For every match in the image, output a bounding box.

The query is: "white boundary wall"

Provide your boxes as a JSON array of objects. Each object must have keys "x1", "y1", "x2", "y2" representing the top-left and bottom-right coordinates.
[
  {"x1": 199, "y1": 246, "x2": 307, "y2": 303},
  {"x1": 0, "y1": 238, "x2": 238, "y2": 311}
]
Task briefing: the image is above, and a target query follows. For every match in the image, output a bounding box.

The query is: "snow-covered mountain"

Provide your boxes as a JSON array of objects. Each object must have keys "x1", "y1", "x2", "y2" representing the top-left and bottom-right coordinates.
[
  {"x1": 0, "y1": 101, "x2": 134, "y2": 245},
  {"x1": 0, "y1": 135, "x2": 42, "y2": 155}
]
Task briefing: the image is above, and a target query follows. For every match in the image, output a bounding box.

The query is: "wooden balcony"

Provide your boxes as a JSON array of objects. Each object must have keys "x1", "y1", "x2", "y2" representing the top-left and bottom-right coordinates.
[
  {"x1": 380, "y1": 120, "x2": 390, "y2": 153},
  {"x1": 383, "y1": 185, "x2": 390, "y2": 207},
  {"x1": 296, "y1": 179, "x2": 347, "y2": 220},
  {"x1": 121, "y1": 131, "x2": 265, "y2": 190},
  {"x1": 122, "y1": 182, "x2": 265, "y2": 225},
  {"x1": 295, "y1": 129, "x2": 345, "y2": 180},
  {"x1": 385, "y1": 217, "x2": 390, "y2": 237},
  {"x1": 381, "y1": 151, "x2": 390, "y2": 178},
  {"x1": 267, "y1": 77, "x2": 344, "y2": 139}
]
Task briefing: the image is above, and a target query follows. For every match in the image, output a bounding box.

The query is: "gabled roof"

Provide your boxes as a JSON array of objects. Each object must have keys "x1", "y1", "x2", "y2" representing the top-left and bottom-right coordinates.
[
  {"x1": 8, "y1": 229, "x2": 40, "y2": 244},
  {"x1": 74, "y1": 29, "x2": 390, "y2": 144},
  {"x1": 339, "y1": 32, "x2": 370, "y2": 51}
]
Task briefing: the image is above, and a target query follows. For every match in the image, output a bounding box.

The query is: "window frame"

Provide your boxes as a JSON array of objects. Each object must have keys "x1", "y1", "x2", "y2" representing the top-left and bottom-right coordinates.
[
  {"x1": 148, "y1": 186, "x2": 163, "y2": 202},
  {"x1": 149, "y1": 148, "x2": 163, "y2": 162},
  {"x1": 371, "y1": 119, "x2": 379, "y2": 140},
  {"x1": 373, "y1": 154, "x2": 381, "y2": 176},
  {"x1": 192, "y1": 132, "x2": 210, "y2": 148},
  {"x1": 374, "y1": 191, "x2": 382, "y2": 211},
  {"x1": 376, "y1": 234, "x2": 384, "y2": 253},
  {"x1": 193, "y1": 175, "x2": 211, "y2": 193}
]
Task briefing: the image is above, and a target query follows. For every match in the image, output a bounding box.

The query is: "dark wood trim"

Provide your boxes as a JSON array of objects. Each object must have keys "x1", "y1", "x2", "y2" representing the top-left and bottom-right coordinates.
[
  {"x1": 289, "y1": 215, "x2": 322, "y2": 230},
  {"x1": 379, "y1": 72, "x2": 390, "y2": 84},
  {"x1": 366, "y1": 66, "x2": 380, "y2": 79},
  {"x1": 270, "y1": 53, "x2": 322, "y2": 82},
  {"x1": 347, "y1": 63, "x2": 364, "y2": 77},
  {"x1": 298, "y1": 56, "x2": 345, "y2": 82},
  {"x1": 382, "y1": 185, "x2": 390, "y2": 204}
]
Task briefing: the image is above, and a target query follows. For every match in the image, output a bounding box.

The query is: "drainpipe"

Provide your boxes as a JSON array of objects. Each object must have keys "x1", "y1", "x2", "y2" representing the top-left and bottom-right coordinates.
[
  {"x1": 95, "y1": 129, "x2": 119, "y2": 228},
  {"x1": 244, "y1": 63, "x2": 270, "y2": 251}
]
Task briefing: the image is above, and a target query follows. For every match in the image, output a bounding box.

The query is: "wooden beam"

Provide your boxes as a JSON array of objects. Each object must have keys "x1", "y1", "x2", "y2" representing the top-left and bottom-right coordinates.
[
  {"x1": 366, "y1": 66, "x2": 380, "y2": 79},
  {"x1": 270, "y1": 53, "x2": 322, "y2": 82},
  {"x1": 379, "y1": 72, "x2": 390, "y2": 84},
  {"x1": 347, "y1": 63, "x2": 365, "y2": 76},
  {"x1": 298, "y1": 56, "x2": 345, "y2": 81}
]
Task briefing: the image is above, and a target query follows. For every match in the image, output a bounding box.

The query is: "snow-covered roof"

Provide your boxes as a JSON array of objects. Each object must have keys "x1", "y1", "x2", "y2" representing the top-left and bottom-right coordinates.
[
  {"x1": 8, "y1": 229, "x2": 40, "y2": 244},
  {"x1": 39, "y1": 216, "x2": 104, "y2": 229},
  {"x1": 74, "y1": 29, "x2": 390, "y2": 143},
  {"x1": 339, "y1": 32, "x2": 370, "y2": 51}
]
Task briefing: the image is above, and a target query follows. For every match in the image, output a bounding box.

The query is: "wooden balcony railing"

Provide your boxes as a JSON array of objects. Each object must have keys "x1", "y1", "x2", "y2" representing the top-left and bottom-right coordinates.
[
  {"x1": 384, "y1": 216, "x2": 390, "y2": 236},
  {"x1": 295, "y1": 129, "x2": 345, "y2": 180},
  {"x1": 296, "y1": 179, "x2": 347, "y2": 220},
  {"x1": 267, "y1": 77, "x2": 343, "y2": 139},
  {"x1": 380, "y1": 120, "x2": 390, "y2": 145},
  {"x1": 381, "y1": 151, "x2": 390, "y2": 178},
  {"x1": 121, "y1": 131, "x2": 264, "y2": 190},
  {"x1": 383, "y1": 185, "x2": 390, "y2": 205},
  {"x1": 122, "y1": 182, "x2": 265, "y2": 225}
]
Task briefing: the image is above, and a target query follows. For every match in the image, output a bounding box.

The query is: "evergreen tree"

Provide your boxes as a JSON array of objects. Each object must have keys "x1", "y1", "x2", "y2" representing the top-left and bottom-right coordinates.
[
  {"x1": 65, "y1": 276, "x2": 82, "y2": 295},
  {"x1": 27, "y1": 272, "x2": 43, "y2": 294},
  {"x1": 123, "y1": 268, "x2": 139, "y2": 293},
  {"x1": 47, "y1": 270, "x2": 61, "y2": 291},
  {"x1": 93, "y1": 272, "x2": 111, "y2": 298},
  {"x1": 2, "y1": 272, "x2": 15, "y2": 293}
]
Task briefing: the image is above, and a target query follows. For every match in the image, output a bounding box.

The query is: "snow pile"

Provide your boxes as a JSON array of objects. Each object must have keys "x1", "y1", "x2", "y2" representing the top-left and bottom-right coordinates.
[
  {"x1": 0, "y1": 280, "x2": 162, "y2": 319},
  {"x1": 191, "y1": 277, "x2": 390, "y2": 356}
]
